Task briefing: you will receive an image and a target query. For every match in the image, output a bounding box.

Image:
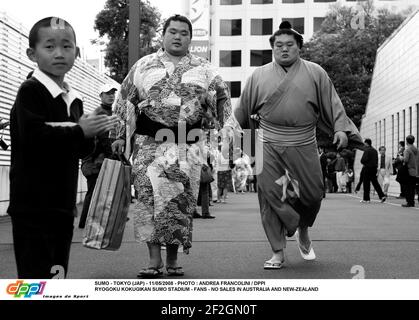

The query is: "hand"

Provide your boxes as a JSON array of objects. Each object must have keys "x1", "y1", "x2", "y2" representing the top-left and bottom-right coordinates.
[
  {"x1": 78, "y1": 114, "x2": 118, "y2": 138},
  {"x1": 112, "y1": 139, "x2": 125, "y2": 155},
  {"x1": 333, "y1": 131, "x2": 348, "y2": 150},
  {"x1": 250, "y1": 114, "x2": 260, "y2": 122}
]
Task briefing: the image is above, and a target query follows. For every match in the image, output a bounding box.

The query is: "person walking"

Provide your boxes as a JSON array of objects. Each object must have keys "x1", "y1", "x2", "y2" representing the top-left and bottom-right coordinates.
[
  {"x1": 111, "y1": 15, "x2": 236, "y2": 278},
  {"x1": 360, "y1": 139, "x2": 386, "y2": 203},
  {"x1": 216, "y1": 137, "x2": 233, "y2": 203},
  {"x1": 394, "y1": 141, "x2": 407, "y2": 199},
  {"x1": 354, "y1": 166, "x2": 365, "y2": 194},
  {"x1": 234, "y1": 21, "x2": 364, "y2": 269},
  {"x1": 334, "y1": 152, "x2": 347, "y2": 193},
  {"x1": 326, "y1": 157, "x2": 337, "y2": 193},
  {"x1": 377, "y1": 146, "x2": 393, "y2": 197},
  {"x1": 400, "y1": 135, "x2": 419, "y2": 207},
  {"x1": 197, "y1": 139, "x2": 215, "y2": 219}
]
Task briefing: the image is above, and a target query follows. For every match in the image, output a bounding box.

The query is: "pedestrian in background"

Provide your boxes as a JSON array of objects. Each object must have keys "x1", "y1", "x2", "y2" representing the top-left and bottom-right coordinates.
[
  {"x1": 79, "y1": 83, "x2": 119, "y2": 228},
  {"x1": 360, "y1": 139, "x2": 386, "y2": 203},
  {"x1": 354, "y1": 166, "x2": 365, "y2": 194},
  {"x1": 345, "y1": 168, "x2": 354, "y2": 193},
  {"x1": 400, "y1": 135, "x2": 419, "y2": 207},
  {"x1": 394, "y1": 141, "x2": 406, "y2": 199},
  {"x1": 197, "y1": 138, "x2": 215, "y2": 219},
  {"x1": 326, "y1": 156, "x2": 337, "y2": 193},
  {"x1": 232, "y1": 149, "x2": 252, "y2": 193},
  {"x1": 216, "y1": 136, "x2": 233, "y2": 203},
  {"x1": 377, "y1": 146, "x2": 393, "y2": 197},
  {"x1": 245, "y1": 158, "x2": 257, "y2": 192}
]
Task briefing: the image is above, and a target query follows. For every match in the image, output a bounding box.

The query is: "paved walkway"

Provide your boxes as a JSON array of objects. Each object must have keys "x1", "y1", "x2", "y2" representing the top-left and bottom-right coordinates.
[{"x1": 1, "y1": 192, "x2": 418, "y2": 279}]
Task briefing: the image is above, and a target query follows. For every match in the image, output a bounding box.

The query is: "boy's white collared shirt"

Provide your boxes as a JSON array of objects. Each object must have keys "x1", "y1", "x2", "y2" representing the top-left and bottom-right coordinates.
[{"x1": 32, "y1": 69, "x2": 82, "y2": 117}]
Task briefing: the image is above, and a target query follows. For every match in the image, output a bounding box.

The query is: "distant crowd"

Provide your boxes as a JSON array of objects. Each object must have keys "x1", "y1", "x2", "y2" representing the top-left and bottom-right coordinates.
[{"x1": 319, "y1": 136, "x2": 419, "y2": 207}]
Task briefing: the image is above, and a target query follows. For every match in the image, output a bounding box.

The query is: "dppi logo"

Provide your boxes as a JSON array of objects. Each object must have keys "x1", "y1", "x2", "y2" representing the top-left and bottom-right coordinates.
[{"x1": 6, "y1": 280, "x2": 46, "y2": 298}]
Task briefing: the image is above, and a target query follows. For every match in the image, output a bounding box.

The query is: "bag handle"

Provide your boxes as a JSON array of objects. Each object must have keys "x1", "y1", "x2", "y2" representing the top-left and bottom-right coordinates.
[{"x1": 113, "y1": 152, "x2": 131, "y2": 166}]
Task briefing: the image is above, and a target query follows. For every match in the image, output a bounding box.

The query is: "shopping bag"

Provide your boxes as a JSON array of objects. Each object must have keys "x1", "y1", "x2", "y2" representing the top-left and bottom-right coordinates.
[{"x1": 83, "y1": 155, "x2": 131, "y2": 250}]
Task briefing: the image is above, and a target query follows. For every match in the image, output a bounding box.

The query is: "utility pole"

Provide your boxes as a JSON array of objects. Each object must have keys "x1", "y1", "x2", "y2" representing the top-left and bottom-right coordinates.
[{"x1": 128, "y1": 0, "x2": 141, "y2": 70}]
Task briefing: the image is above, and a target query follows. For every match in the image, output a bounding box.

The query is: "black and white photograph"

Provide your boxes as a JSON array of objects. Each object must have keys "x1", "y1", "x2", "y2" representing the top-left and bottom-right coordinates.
[{"x1": 0, "y1": 0, "x2": 419, "y2": 304}]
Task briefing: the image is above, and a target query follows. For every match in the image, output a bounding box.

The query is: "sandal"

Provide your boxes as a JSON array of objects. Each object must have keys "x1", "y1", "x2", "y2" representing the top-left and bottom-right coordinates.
[
  {"x1": 295, "y1": 231, "x2": 316, "y2": 261},
  {"x1": 263, "y1": 260, "x2": 284, "y2": 270},
  {"x1": 137, "y1": 265, "x2": 164, "y2": 278},
  {"x1": 166, "y1": 266, "x2": 184, "y2": 276}
]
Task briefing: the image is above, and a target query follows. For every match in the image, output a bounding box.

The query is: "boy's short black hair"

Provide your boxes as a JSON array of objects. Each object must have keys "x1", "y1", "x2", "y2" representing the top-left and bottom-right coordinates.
[
  {"x1": 29, "y1": 17, "x2": 77, "y2": 48},
  {"x1": 162, "y1": 14, "x2": 193, "y2": 39},
  {"x1": 406, "y1": 135, "x2": 415, "y2": 144},
  {"x1": 364, "y1": 138, "x2": 372, "y2": 146},
  {"x1": 269, "y1": 21, "x2": 303, "y2": 49}
]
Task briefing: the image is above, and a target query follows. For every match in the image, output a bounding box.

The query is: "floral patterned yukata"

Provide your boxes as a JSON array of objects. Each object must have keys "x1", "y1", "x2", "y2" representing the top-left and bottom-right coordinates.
[{"x1": 113, "y1": 49, "x2": 235, "y2": 253}]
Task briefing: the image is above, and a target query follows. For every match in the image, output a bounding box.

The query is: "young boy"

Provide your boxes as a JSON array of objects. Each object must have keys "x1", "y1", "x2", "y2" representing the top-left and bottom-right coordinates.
[{"x1": 8, "y1": 17, "x2": 117, "y2": 279}]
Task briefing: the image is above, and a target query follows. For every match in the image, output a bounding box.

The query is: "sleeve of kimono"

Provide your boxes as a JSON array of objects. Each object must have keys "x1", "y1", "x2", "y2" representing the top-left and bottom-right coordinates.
[
  {"x1": 111, "y1": 61, "x2": 142, "y2": 142},
  {"x1": 208, "y1": 72, "x2": 241, "y2": 144},
  {"x1": 233, "y1": 74, "x2": 254, "y2": 130},
  {"x1": 313, "y1": 64, "x2": 365, "y2": 150},
  {"x1": 212, "y1": 75, "x2": 232, "y2": 129},
  {"x1": 317, "y1": 67, "x2": 352, "y2": 133}
]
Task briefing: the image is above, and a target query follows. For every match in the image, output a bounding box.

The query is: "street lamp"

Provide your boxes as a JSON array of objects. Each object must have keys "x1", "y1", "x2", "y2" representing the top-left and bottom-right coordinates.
[{"x1": 129, "y1": 0, "x2": 141, "y2": 70}]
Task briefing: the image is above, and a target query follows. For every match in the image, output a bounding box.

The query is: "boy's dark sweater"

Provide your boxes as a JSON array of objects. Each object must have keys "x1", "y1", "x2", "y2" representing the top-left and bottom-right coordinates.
[{"x1": 8, "y1": 77, "x2": 94, "y2": 217}]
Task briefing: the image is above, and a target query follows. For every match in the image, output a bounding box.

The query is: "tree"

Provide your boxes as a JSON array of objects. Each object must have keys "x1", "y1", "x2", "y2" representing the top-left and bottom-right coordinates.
[
  {"x1": 94, "y1": 0, "x2": 162, "y2": 83},
  {"x1": 301, "y1": 0, "x2": 406, "y2": 149}
]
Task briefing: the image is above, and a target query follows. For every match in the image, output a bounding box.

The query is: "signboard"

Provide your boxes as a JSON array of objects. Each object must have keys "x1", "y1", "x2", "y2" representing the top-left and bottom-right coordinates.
[{"x1": 189, "y1": 0, "x2": 210, "y2": 60}]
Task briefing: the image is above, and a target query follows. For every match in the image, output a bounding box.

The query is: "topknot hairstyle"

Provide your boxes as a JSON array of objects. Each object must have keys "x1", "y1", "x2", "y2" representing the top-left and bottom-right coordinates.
[{"x1": 269, "y1": 20, "x2": 304, "y2": 49}]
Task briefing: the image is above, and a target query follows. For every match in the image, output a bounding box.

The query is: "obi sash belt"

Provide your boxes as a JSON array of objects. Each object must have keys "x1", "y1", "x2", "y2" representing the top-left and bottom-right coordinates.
[{"x1": 258, "y1": 119, "x2": 316, "y2": 147}]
